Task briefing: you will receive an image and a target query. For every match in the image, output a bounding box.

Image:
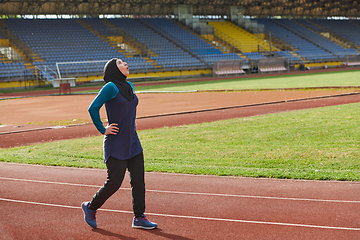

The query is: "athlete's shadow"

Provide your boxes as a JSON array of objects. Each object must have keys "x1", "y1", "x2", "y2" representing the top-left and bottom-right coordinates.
[
  {"x1": 92, "y1": 228, "x2": 136, "y2": 240},
  {"x1": 147, "y1": 228, "x2": 193, "y2": 240},
  {"x1": 93, "y1": 227, "x2": 193, "y2": 240}
]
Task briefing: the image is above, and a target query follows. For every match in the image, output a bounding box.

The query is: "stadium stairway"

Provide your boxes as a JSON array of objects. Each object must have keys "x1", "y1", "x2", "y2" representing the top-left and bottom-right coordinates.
[
  {"x1": 77, "y1": 19, "x2": 124, "y2": 54},
  {"x1": 80, "y1": 18, "x2": 157, "y2": 72},
  {"x1": 0, "y1": 20, "x2": 38, "y2": 81},
  {"x1": 99, "y1": 19, "x2": 160, "y2": 70},
  {"x1": 101, "y1": 19, "x2": 153, "y2": 57},
  {"x1": 201, "y1": 30, "x2": 238, "y2": 54}
]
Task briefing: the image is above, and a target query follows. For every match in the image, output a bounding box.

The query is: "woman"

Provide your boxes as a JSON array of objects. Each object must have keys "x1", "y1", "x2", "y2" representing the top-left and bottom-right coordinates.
[{"x1": 82, "y1": 58, "x2": 157, "y2": 230}]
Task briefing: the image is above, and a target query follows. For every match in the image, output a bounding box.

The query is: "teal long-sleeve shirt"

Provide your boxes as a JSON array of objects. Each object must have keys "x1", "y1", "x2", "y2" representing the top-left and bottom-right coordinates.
[
  {"x1": 88, "y1": 81, "x2": 142, "y2": 161},
  {"x1": 88, "y1": 81, "x2": 135, "y2": 133}
]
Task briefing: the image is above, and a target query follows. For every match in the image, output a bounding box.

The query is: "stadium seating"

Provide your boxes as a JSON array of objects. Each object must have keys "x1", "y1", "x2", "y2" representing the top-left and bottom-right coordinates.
[
  {"x1": 142, "y1": 18, "x2": 242, "y2": 66},
  {"x1": 106, "y1": 18, "x2": 204, "y2": 70},
  {"x1": 6, "y1": 18, "x2": 124, "y2": 79},
  {"x1": 82, "y1": 18, "x2": 155, "y2": 72},
  {"x1": 0, "y1": 62, "x2": 30, "y2": 79},
  {"x1": 277, "y1": 19, "x2": 358, "y2": 58},
  {"x1": 309, "y1": 19, "x2": 360, "y2": 52},
  {"x1": 0, "y1": 17, "x2": 359, "y2": 84},
  {"x1": 273, "y1": 51, "x2": 301, "y2": 62},
  {"x1": 256, "y1": 19, "x2": 337, "y2": 62},
  {"x1": 242, "y1": 52, "x2": 265, "y2": 60}
]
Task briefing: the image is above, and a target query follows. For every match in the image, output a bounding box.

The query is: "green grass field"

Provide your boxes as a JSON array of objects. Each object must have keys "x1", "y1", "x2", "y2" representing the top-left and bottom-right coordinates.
[
  {"x1": 132, "y1": 69, "x2": 360, "y2": 92},
  {"x1": 1, "y1": 70, "x2": 359, "y2": 181}
]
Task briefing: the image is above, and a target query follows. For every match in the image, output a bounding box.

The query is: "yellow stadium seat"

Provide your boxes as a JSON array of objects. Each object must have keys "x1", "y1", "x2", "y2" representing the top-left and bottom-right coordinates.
[{"x1": 208, "y1": 21, "x2": 276, "y2": 53}]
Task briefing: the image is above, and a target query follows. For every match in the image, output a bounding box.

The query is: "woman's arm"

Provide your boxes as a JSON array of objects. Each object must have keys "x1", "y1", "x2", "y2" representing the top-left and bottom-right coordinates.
[{"x1": 88, "y1": 82, "x2": 118, "y2": 134}]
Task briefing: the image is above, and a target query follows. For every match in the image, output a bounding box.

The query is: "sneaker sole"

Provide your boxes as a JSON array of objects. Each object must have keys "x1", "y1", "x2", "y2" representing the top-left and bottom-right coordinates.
[{"x1": 132, "y1": 224, "x2": 157, "y2": 230}]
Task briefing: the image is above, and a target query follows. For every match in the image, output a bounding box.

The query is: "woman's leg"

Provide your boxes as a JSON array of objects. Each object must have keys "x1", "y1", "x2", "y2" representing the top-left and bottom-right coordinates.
[
  {"x1": 89, "y1": 156, "x2": 127, "y2": 210},
  {"x1": 127, "y1": 152, "x2": 145, "y2": 218}
]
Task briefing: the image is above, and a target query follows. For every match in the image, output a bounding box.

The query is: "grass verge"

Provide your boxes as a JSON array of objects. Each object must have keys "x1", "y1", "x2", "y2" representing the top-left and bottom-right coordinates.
[{"x1": 0, "y1": 102, "x2": 359, "y2": 181}]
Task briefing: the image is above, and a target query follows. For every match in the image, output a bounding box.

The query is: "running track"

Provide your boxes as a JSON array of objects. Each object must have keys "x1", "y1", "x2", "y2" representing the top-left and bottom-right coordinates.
[{"x1": 1, "y1": 162, "x2": 359, "y2": 239}]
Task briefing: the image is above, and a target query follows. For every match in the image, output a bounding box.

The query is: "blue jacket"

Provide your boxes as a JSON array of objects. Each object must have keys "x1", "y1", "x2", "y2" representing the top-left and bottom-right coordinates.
[{"x1": 88, "y1": 81, "x2": 143, "y2": 162}]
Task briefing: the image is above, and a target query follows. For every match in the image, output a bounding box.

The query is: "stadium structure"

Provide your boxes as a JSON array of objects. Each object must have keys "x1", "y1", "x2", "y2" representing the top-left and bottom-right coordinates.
[{"x1": 0, "y1": 0, "x2": 359, "y2": 89}]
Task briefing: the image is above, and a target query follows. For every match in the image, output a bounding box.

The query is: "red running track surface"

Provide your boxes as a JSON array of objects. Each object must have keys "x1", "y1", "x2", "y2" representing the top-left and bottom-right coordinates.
[{"x1": 0, "y1": 163, "x2": 360, "y2": 239}]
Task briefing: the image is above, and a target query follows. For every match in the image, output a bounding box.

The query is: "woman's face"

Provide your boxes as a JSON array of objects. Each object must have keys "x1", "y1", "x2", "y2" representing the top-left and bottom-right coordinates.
[{"x1": 116, "y1": 59, "x2": 129, "y2": 76}]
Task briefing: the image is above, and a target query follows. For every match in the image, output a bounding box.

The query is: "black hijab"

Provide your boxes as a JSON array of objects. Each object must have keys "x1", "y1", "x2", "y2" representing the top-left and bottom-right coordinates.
[{"x1": 103, "y1": 58, "x2": 134, "y2": 101}]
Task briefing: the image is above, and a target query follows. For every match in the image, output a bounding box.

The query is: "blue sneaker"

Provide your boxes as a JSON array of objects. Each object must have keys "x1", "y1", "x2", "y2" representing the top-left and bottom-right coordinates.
[
  {"x1": 132, "y1": 214, "x2": 157, "y2": 229},
  {"x1": 81, "y1": 202, "x2": 97, "y2": 228}
]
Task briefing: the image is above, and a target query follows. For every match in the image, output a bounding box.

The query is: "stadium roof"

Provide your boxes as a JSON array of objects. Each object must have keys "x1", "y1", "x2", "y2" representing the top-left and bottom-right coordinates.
[{"x1": 0, "y1": 0, "x2": 359, "y2": 18}]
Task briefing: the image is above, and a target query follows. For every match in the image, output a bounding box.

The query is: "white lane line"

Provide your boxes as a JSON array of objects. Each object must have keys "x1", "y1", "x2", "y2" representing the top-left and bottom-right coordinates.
[
  {"x1": 1, "y1": 176, "x2": 360, "y2": 204},
  {"x1": 0, "y1": 197, "x2": 359, "y2": 231},
  {"x1": 0, "y1": 176, "x2": 101, "y2": 188},
  {"x1": 148, "y1": 190, "x2": 360, "y2": 203}
]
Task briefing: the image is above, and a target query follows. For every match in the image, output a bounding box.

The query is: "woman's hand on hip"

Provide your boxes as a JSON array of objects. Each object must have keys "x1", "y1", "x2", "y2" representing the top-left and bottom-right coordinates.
[{"x1": 104, "y1": 123, "x2": 119, "y2": 135}]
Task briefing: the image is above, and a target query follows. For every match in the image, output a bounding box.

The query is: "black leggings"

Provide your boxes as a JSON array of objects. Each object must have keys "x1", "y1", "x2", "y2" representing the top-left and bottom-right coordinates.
[{"x1": 89, "y1": 152, "x2": 145, "y2": 218}]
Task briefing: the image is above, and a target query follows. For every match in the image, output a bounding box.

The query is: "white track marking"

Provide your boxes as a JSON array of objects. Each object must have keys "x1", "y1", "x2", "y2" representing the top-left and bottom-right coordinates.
[
  {"x1": 0, "y1": 176, "x2": 101, "y2": 188},
  {"x1": 1, "y1": 176, "x2": 359, "y2": 204},
  {"x1": 0, "y1": 197, "x2": 359, "y2": 231}
]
